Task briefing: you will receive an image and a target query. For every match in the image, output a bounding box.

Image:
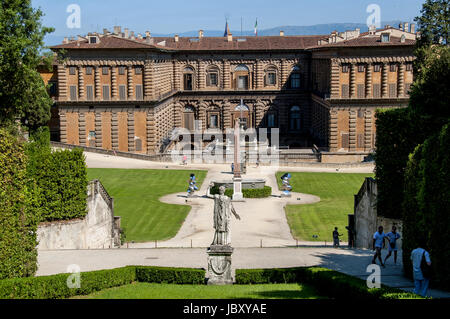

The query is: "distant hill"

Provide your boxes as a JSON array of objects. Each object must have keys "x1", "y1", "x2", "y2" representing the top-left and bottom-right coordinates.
[{"x1": 44, "y1": 20, "x2": 411, "y2": 47}]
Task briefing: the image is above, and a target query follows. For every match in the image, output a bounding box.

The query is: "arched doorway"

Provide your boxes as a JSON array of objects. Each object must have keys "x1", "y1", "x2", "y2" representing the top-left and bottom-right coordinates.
[
  {"x1": 183, "y1": 67, "x2": 195, "y2": 91},
  {"x1": 233, "y1": 100, "x2": 250, "y2": 129}
]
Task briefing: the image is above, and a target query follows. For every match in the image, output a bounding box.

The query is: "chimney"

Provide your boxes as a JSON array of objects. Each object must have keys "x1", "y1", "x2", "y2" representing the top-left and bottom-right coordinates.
[
  {"x1": 410, "y1": 23, "x2": 416, "y2": 34},
  {"x1": 113, "y1": 26, "x2": 121, "y2": 35},
  {"x1": 103, "y1": 28, "x2": 108, "y2": 35},
  {"x1": 199, "y1": 30, "x2": 204, "y2": 39},
  {"x1": 280, "y1": 30, "x2": 285, "y2": 36},
  {"x1": 404, "y1": 22, "x2": 409, "y2": 32},
  {"x1": 63, "y1": 37, "x2": 69, "y2": 44},
  {"x1": 145, "y1": 31, "x2": 151, "y2": 38},
  {"x1": 124, "y1": 28, "x2": 129, "y2": 38},
  {"x1": 130, "y1": 31, "x2": 135, "y2": 40},
  {"x1": 227, "y1": 33, "x2": 233, "y2": 42},
  {"x1": 145, "y1": 36, "x2": 152, "y2": 44},
  {"x1": 399, "y1": 22, "x2": 403, "y2": 30},
  {"x1": 174, "y1": 34, "x2": 179, "y2": 42},
  {"x1": 137, "y1": 34, "x2": 143, "y2": 40}
]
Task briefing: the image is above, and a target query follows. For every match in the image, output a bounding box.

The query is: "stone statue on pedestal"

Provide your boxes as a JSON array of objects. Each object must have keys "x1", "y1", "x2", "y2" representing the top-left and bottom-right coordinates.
[{"x1": 206, "y1": 185, "x2": 241, "y2": 285}]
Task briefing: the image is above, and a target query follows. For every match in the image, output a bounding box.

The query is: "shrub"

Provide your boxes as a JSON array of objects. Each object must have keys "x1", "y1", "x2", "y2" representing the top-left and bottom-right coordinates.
[
  {"x1": 236, "y1": 267, "x2": 423, "y2": 299},
  {"x1": 0, "y1": 266, "x2": 136, "y2": 299},
  {"x1": 0, "y1": 129, "x2": 40, "y2": 280},
  {"x1": 210, "y1": 186, "x2": 272, "y2": 198},
  {"x1": 31, "y1": 148, "x2": 88, "y2": 222},
  {"x1": 402, "y1": 123, "x2": 450, "y2": 290},
  {"x1": 135, "y1": 266, "x2": 205, "y2": 284}
]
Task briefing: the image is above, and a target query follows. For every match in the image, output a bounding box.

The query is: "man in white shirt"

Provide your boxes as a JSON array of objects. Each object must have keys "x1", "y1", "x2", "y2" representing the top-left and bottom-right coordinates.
[
  {"x1": 384, "y1": 226, "x2": 401, "y2": 265},
  {"x1": 411, "y1": 246, "x2": 431, "y2": 297},
  {"x1": 372, "y1": 226, "x2": 386, "y2": 267}
]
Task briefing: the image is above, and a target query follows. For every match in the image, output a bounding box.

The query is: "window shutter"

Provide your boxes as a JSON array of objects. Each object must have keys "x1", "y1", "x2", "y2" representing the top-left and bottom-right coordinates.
[
  {"x1": 342, "y1": 133, "x2": 349, "y2": 149},
  {"x1": 357, "y1": 84, "x2": 365, "y2": 98},
  {"x1": 341, "y1": 84, "x2": 349, "y2": 98},
  {"x1": 70, "y1": 86, "x2": 77, "y2": 100},
  {"x1": 86, "y1": 86, "x2": 93, "y2": 100},
  {"x1": 389, "y1": 84, "x2": 397, "y2": 97},
  {"x1": 136, "y1": 85, "x2": 143, "y2": 100},
  {"x1": 119, "y1": 85, "x2": 126, "y2": 100},
  {"x1": 373, "y1": 84, "x2": 381, "y2": 98},
  {"x1": 206, "y1": 73, "x2": 211, "y2": 86},
  {"x1": 357, "y1": 134, "x2": 364, "y2": 148},
  {"x1": 103, "y1": 85, "x2": 110, "y2": 100}
]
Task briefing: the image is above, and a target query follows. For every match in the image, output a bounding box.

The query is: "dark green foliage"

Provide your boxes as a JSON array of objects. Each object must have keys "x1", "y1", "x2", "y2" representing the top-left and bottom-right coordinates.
[
  {"x1": 374, "y1": 109, "x2": 419, "y2": 218},
  {"x1": 414, "y1": 0, "x2": 450, "y2": 46},
  {"x1": 0, "y1": 129, "x2": 39, "y2": 279},
  {"x1": 0, "y1": 266, "x2": 136, "y2": 299},
  {"x1": 0, "y1": 266, "x2": 205, "y2": 299},
  {"x1": 0, "y1": 0, "x2": 54, "y2": 131},
  {"x1": 135, "y1": 266, "x2": 205, "y2": 284},
  {"x1": 210, "y1": 186, "x2": 272, "y2": 198},
  {"x1": 235, "y1": 267, "x2": 423, "y2": 299},
  {"x1": 403, "y1": 124, "x2": 450, "y2": 289},
  {"x1": 31, "y1": 148, "x2": 88, "y2": 222}
]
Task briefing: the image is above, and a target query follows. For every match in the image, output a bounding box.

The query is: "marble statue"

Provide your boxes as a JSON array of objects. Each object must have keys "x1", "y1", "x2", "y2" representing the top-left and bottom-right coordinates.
[{"x1": 207, "y1": 184, "x2": 241, "y2": 246}]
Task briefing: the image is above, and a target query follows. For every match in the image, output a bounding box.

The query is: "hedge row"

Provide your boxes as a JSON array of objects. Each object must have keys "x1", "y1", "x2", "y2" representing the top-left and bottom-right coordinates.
[
  {"x1": 235, "y1": 267, "x2": 423, "y2": 299},
  {"x1": 210, "y1": 186, "x2": 272, "y2": 198},
  {"x1": 0, "y1": 266, "x2": 206, "y2": 299}
]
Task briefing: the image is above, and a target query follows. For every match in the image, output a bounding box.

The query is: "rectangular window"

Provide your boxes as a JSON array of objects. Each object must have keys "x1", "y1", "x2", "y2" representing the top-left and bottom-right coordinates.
[
  {"x1": 103, "y1": 85, "x2": 110, "y2": 100},
  {"x1": 373, "y1": 84, "x2": 381, "y2": 98},
  {"x1": 267, "y1": 113, "x2": 276, "y2": 128},
  {"x1": 86, "y1": 67, "x2": 93, "y2": 75},
  {"x1": 390, "y1": 64, "x2": 397, "y2": 72},
  {"x1": 405, "y1": 83, "x2": 412, "y2": 95},
  {"x1": 290, "y1": 73, "x2": 301, "y2": 88},
  {"x1": 49, "y1": 82, "x2": 58, "y2": 96},
  {"x1": 119, "y1": 85, "x2": 126, "y2": 100},
  {"x1": 342, "y1": 133, "x2": 349, "y2": 149},
  {"x1": 209, "y1": 114, "x2": 218, "y2": 128},
  {"x1": 135, "y1": 67, "x2": 142, "y2": 75},
  {"x1": 373, "y1": 64, "x2": 381, "y2": 72},
  {"x1": 267, "y1": 72, "x2": 276, "y2": 86},
  {"x1": 357, "y1": 84, "x2": 365, "y2": 98},
  {"x1": 118, "y1": 66, "x2": 126, "y2": 75},
  {"x1": 406, "y1": 63, "x2": 413, "y2": 71},
  {"x1": 208, "y1": 73, "x2": 218, "y2": 86},
  {"x1": 358, "y1": 110, "x2": 365, "y2": 118},
  {"x1": 341, "y1": 84, "x2": 349, "y2": 98},
  {"x1": 358, "y1": 64, "x2": 365, "y2": 72},
  {"x1": 342, "y1": 64, "x2": 349, "y2": 73},
  {"x1": 357, "y1": 134, "x2": 364, "y2": 148},
  {"x1": 86, "y1": 85, "x2": 93, "y2": 101},
  {"x1": 389, "y1": 83, "x2": 397, "y2": 97},
  {"x1": 135, "y1": 139, "x2": 142, "y2": 152},
  {"x1": 102, "y1": 67, "x2": 109, "y2": 75},
  {"x1": 69, "y1": 67, "x2": 76, "y2": 75},
  {"x1": 69, "y1": 86, "x2": 77, "y2": 100},
  {"x1": 135, "y1": 85, "x2": 143, "y2": 100},
  {"x1": 237, "y1": 76, "x2": 248, "y2": 89}
]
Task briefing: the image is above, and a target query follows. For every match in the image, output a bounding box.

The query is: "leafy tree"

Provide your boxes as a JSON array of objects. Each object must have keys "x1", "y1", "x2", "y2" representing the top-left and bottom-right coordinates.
[
  {"x1": 0, "y1": 0, "x2": 54, "y2": 132},
  {"x1": 415, "y1": 0, "x2": 450, "y2": 45}
]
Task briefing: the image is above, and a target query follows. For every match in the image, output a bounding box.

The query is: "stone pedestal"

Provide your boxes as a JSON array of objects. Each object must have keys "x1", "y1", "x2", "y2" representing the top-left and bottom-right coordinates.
[
  {"x1": 206, "y1": 245, "x2": 234, "y2": 285},
  {"x1": 232, "y1": 177, "x2": 244, "y2": 201}
]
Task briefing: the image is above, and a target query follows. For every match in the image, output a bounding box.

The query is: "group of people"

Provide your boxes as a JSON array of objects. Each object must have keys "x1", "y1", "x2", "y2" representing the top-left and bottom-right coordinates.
[{"x1": 333, "y1": 225, "x2": 432, "y2": 297}]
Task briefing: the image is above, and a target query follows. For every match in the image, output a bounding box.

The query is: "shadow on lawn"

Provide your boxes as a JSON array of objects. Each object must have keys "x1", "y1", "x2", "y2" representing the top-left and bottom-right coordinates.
[{"x1": 253, "y1": 289, "x2": 323, "y2": 299}]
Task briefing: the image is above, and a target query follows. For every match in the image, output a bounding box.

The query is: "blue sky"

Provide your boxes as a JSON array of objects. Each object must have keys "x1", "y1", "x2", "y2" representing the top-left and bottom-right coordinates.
[{"x1": 32, "y1": 0, "x2": 425, "y2": 38}]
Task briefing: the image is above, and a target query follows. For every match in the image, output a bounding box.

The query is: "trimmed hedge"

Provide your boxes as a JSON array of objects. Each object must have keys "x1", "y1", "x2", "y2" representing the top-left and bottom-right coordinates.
[
  {"x1": 135, "y1": 266, "x2": 205, "y2": 284},
  {"x1": 210, "y1": 185, "x2": 272, "y2": 198},
  {"x1": 0, "y1": 266, "x2": 206, "y2": 299},
  {"x1": 235, "y1": 267, "x2": 423, "y2": 299}
]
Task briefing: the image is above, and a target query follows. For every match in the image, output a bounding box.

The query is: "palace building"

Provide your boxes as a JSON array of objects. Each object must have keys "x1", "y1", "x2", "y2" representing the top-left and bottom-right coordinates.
[{"x1": 41, "y1": 23, "x2": 417, "y2": 160}]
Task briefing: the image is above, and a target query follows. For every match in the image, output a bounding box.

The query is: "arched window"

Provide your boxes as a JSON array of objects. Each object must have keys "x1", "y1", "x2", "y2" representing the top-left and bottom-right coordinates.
[
  {"x1": 234, "y1": 64, "x2": 249, "y2": 90},
  {"x1": 183, "y1": 66, "x2": 195, "y2": 91},
  {"x1": 265, "y1": 66, "x2": 278, "y2": 86},
  {"x1": 183, "y1": 106, "x2": 195, "y2": 131},
  {"x1": 290, "y1": 66, "x2": 301, "y2": 89},
  {"x1": 289, "y1": 106, "x2": 301, "y2": 131},
  {"x1": 206, "y1": 66, "x2": 220, "y2": 87}
]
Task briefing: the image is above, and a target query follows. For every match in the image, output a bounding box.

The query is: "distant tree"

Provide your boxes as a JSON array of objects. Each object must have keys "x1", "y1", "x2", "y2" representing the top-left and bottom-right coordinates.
[
  {"x1": 415, "y1": 0, "x2": 450, "y2": 45},
  {"x1": 0, "y1": 0, "x2": 54, "y2": 132}
]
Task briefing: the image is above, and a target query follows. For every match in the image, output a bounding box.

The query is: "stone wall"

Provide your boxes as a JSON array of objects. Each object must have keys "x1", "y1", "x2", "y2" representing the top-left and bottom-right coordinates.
[
  {"x1": 37, "y1": 180, "x2": 121, "y2": 250},
  {"x1": 353, "y1": 177, "x2": 403, "y2": 249}
]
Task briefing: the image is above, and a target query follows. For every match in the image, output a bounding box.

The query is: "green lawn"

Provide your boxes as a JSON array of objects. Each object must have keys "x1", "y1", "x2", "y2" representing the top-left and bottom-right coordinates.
[
  {"x1": 276, "y1": 172, "x2": 373, "y2": 242},
  {"x1": 87, "y1": 168, "x2": 206, "y2": 242},
  {"x1": 74, "y1": 282, "x2": 322, "y2": 299}
]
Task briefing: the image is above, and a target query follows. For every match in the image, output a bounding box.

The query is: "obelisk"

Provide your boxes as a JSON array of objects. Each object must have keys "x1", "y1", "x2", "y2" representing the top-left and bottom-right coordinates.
[{"x1": 232, "y1": 118, "x2": 244, "y2": 201}]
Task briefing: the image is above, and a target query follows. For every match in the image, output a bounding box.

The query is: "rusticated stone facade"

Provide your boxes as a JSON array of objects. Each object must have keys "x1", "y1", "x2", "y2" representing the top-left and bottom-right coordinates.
[{"x1": 43, "y1": 24, "x2": 416, "y2": 157}]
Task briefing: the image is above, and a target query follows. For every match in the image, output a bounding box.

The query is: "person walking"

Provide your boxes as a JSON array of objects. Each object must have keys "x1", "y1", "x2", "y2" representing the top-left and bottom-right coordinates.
[
  {"x1": 384, "y1": 226, "x2": 401, "y2": 265},
  {"x1": 332, "y1": 227, "x2": 343, "y2": 248},
  {"x1": 411, "y1": 245, "x2": 432, "y2": 297},
  {"x1": 372, "y1": 226, "x2": 386, "y2": 267}
]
